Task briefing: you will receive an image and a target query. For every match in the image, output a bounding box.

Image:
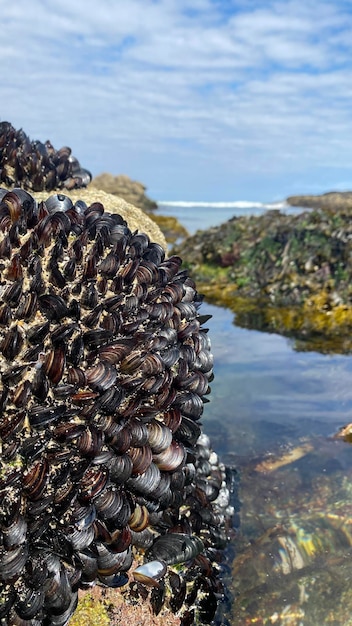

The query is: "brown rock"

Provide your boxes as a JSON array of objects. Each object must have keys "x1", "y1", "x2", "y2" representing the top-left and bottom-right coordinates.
[
  {"x1": 286, "y1": 191, "x2": 352, "y2": 211},
  {"x1": 91, "y1": 173, "x2": 158, "y2": 213}
]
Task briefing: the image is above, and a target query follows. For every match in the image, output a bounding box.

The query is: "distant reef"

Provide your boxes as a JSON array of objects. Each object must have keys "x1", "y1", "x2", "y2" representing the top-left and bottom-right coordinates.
[
  {"x1": 287, "y1": 190, "x2": 352, "y2": 211},
  {"x1": 91, "y1": 172, "x2": 158, "y2": 213}
]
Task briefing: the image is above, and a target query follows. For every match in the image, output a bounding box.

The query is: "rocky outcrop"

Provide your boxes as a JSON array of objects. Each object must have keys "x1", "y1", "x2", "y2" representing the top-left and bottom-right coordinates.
[
  {"x1": 287, "y1": 191, "x2": 352, "y2": 211},
  {"x1": 91, "y1": 173, "x2": 158, "y2": 213},
  {"x1": 172, "y1": 208, "x2": 352, "y2": 345}
]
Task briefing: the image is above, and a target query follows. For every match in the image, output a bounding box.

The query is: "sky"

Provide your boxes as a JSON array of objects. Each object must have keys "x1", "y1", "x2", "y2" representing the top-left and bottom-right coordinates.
[{"x1": 2, "y1": 0, "x2": 352, "y2": 202}]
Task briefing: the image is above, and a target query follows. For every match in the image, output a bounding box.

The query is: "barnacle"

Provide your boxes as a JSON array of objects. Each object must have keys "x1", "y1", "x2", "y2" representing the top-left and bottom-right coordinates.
[{"x1": 0, "y1": 188, "x2": 233, "y2": 625}]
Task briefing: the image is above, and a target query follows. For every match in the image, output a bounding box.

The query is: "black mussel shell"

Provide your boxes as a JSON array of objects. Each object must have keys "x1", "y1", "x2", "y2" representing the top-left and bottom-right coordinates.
[{"x1": 0, "y1": 180, "x2": 233, "y2": 626}]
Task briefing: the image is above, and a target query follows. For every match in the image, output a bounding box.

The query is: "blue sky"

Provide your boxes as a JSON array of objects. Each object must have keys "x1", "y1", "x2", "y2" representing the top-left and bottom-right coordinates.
[{"x1": 2, "y1": 0, "x2": 352, "y2": 201}]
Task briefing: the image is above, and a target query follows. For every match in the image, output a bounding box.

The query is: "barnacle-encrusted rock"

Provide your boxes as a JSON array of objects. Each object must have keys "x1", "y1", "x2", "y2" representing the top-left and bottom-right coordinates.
[
  {"x1": 0, "y1": 188, "x2": 232, "y2": 625},
  {"x1": 0, "y1": 122, "x2": 92, "y2": 191}
]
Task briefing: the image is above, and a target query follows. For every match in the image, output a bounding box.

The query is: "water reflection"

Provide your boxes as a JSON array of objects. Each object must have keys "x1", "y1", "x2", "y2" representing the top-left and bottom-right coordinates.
[
  {"x1": 201, "y1": 302, "x2": 352, "y2": 625},
  {"x1": 202, "y1": 302, "x2": 352, "y2": 458},
  {"x1": 232, "y1": 301, "x2": 352, "y2": 355}
]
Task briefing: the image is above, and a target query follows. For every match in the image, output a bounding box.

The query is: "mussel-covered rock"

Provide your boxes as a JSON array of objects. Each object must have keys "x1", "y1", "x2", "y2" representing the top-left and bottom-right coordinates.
[
  {"x1": 0, "y1": 188, "x2": 234, "y2": 625},
  {"x1": 0, "y1": 122, "x2": 91, "y2": 191}
]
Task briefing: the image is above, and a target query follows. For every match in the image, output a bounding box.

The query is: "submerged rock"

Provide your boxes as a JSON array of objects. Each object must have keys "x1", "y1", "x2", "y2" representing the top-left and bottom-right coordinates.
[{"x1": 231, "y1": 435, "x2": 352, "y2": 625}]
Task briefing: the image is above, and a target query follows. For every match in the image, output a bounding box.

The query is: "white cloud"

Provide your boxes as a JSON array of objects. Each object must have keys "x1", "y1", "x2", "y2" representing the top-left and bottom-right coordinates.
[{"x1": 1, "y1": 0, "x2": 352, "y2": 200}]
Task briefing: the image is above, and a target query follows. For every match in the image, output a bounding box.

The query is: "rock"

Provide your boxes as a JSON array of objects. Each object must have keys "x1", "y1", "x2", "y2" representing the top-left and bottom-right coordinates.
[
  {"x1": 172, "y1": 207, "x2": 352, "y2": 307},
  {"x1": 148, "y1": 213, "x2": 189, "y2": 245},
  {"x1": 91, "y1": 173, "x2": 158, "y2": 213},
  {"x1": 287, "y1": 191, "x2": 352, "y2": 212},
  {"x1": 0, "y1": 186, "x2": 231, "y2": 626},
  {"x1": 172, "y1": 207, "x2": 352, "y2": 347},
  {"x1": 29, "y1": 188, "x2": 167, "y2": 251}
]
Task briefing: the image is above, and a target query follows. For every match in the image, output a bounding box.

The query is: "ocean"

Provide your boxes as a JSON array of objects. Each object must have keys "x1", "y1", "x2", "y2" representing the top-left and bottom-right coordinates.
[
  {"x1": 157, "y1": 200, "x2": 352, "y2": 625},
  {"x1": 157, "y1": 199, "x2": 304, "y2": 235}
]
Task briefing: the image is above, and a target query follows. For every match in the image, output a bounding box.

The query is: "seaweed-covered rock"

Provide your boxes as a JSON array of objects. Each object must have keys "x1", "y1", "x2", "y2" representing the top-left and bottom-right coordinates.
[
  {"x1": 172, "y1": 208, "x2": 352, "y2": 345},
  {"x1": 148, "y1": 214, "x2": 189, "y2": 245},
  {"x1": 173, "y1": 208, "x2": 352, "y2": 304}
]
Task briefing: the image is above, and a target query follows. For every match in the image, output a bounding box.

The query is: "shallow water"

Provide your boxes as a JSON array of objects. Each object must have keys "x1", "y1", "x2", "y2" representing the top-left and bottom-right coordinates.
[
  {"x1": 202, "y1": 302, "x2": 352, "y2": 458},
  {"x1": 158, "y1": 201, "x2": 352, "y2": 624},
  {"x1": 200, "y1": 302, "x2": 352, "y2": 625}
]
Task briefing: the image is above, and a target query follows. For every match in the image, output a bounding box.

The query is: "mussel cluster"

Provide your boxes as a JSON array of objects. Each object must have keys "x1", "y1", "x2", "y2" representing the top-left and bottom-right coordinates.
[
  {"x1": 0, "y1": 188, "x2": 232, "y2": 625},
  {"x1": 0, "y1": 122, "x2": 91, "y2": 192}
]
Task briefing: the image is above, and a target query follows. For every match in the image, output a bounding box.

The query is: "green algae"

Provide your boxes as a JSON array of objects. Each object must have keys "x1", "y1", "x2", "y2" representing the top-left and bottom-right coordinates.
[
  {"x1": 69, "y1": 593, "x2": 111, "y2": 626},
  {"x1": 196, "y1": 282, "x2": 352, "y2": 353},
  {"x1": 173, "y1": 208, "x2": 352, "y2": 309},
  {"x1": 149, "y1": 213, "x2": 189, "y2": 244}
]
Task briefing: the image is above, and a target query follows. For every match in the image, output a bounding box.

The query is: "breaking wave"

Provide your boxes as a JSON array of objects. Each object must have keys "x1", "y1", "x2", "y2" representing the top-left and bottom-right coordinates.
[{"x1": 158, "y1": 200, "x2": 288, "y2": 210}]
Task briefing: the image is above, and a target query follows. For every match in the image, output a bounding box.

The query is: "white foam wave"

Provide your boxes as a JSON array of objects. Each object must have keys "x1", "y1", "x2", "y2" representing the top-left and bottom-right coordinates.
[
  {"x1": 264, "y1": 201, "x2": 288, "y2": 210},
  {"x1": 157, "y1": 200, "x2": 288, "y2": 210}
]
